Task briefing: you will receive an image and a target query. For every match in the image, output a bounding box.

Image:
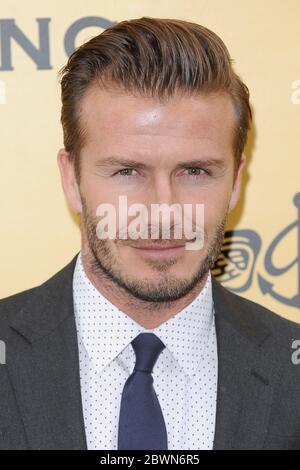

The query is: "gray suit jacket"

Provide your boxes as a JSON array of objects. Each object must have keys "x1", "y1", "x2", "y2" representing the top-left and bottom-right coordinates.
[{"x1": 0, "y1": 252, "x2": 300, "y2": 449}]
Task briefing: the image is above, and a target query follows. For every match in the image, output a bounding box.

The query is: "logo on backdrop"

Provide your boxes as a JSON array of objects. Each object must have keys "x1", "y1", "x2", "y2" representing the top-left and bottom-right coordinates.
[
  {"x1": 0, "y1": 16, "x2": 115, "y2": 71},
  {"x1": 212, "y1": 192, "x2": 300, "y2": 309}
]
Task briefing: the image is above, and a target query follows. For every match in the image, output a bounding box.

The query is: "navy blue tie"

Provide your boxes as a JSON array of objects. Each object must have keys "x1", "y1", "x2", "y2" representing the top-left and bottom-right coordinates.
[{"x1": 117, "y1": 332, "x2": 168, "y2": 450}]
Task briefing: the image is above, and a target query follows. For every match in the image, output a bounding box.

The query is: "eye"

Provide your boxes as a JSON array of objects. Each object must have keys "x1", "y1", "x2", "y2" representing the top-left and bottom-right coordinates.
[
  {"x1": 115, "y1": 168, "x2": 138, "y2": 177},
  {"x1": 185, "y1": 167, "x2": 208, "y2": 176}
]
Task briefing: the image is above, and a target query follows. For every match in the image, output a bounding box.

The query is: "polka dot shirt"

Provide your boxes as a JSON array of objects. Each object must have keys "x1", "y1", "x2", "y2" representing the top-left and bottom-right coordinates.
[{"x1": 73, "y1": 250, "x2": 218, "y2": 450}]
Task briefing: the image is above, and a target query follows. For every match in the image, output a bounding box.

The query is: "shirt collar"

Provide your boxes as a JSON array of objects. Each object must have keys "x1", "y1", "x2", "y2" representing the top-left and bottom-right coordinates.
[{"x1": 73, "y1": 250, "x2": 214, "y2": 379}]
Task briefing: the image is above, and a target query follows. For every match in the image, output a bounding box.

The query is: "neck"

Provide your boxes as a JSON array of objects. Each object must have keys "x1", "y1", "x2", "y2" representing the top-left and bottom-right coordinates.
[{"x1": 80, "y1": 246, "x2": 209, "y2": 329}]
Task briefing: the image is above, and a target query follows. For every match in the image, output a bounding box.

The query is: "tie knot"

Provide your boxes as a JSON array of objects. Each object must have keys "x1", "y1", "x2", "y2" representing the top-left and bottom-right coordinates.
[{"x1": 131, "y1": 333, "x2": 165, "y2": 373}]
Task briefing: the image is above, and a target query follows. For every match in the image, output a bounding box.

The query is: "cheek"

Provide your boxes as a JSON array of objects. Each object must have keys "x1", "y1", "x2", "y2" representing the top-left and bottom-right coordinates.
[
  {"x1": 81, "y1": 180, "x2": 119, "y2": 215},
  {"x1": 202, "y1": 194, "x2": 231, "y2": 229}
]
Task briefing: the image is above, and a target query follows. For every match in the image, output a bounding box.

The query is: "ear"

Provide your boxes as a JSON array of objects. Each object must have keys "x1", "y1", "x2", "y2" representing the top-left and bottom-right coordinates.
[
  {"x1": 57, "y1": 148, "x2": 82, "y2": 213},
  {"x1": 228, "y1": 153, "x2": 246, "y2": 212}
]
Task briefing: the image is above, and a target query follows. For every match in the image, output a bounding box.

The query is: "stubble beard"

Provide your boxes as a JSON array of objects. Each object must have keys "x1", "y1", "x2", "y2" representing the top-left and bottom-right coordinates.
[{"x1": 80, "y1": 197, "x2": 227, "y2": 304}]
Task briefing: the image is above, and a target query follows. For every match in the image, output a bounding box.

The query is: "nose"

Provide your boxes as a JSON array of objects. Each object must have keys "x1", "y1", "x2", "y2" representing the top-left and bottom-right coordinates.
[
  {"x1": 151, "y1": 173, "x2": 174, "y2": 206},
  {"x1": 147, "y1": 174, "x2": 180, "y2": 239}
]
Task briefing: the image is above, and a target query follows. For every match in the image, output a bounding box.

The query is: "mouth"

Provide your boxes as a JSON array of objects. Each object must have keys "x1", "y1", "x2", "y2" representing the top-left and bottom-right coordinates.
[{"x1": 129, "y1": 242, "x2": 186, "y2": 258}]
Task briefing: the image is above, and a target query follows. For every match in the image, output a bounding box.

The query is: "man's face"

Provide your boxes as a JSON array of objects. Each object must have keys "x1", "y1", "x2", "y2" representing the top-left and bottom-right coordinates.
[{"x1": 58, "y1": 86, "x2": 244, "y2": 302}]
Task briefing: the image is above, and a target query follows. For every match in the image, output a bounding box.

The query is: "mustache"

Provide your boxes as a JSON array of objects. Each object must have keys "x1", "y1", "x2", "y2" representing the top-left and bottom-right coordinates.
[
  {"x1": 116, "y1": 232, "x2": 200, "y2": 245},
  {"x1": 116, "y1": 222, "x2": 203, "y2": 240}
]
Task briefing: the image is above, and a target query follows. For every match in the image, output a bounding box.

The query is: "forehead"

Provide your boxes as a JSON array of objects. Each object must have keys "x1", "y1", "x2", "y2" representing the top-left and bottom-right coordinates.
[{"x1": 79, "y1": 84, "x2": 237, "y2": 157}]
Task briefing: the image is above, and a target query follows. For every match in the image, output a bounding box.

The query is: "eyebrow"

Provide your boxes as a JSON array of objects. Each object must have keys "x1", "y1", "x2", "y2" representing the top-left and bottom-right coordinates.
[
  {"x1": 95, "y1": 157, "x2": 148, "y2": 170},
  {"x1": 95, "y1": 156, "x2": 226, "y2": 170}
]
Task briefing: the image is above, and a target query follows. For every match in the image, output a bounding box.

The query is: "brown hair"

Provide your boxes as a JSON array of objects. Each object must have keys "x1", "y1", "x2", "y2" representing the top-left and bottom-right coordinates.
[{"x1": 58, "y1": 17, "x2": 252, "y2": 182}]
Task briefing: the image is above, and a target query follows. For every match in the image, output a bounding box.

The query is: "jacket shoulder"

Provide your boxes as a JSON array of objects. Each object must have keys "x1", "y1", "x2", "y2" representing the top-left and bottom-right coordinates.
[
  {"x1": 0, "y1": 253, "x2": 79, "y2": 327},
  {"x1": 233, "y1": 289, "x2": 300, "y2": 334},
  {"x1": 212, "y1": 276, "x2": 300, "y2": 341}
]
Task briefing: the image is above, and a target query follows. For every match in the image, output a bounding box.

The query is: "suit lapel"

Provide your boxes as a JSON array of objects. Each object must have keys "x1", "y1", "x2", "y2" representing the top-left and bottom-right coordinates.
[
  {"x1": 7, "y1": 253, "x2": 87, "y2": 449},
  {"x1": 211, "y1": 277, "x2": 282, "y2": 449}
]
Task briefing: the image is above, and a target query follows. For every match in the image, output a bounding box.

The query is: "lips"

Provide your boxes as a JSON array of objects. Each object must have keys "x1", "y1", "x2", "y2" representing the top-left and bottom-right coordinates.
[{"x1": 130, "y1": 243, "x2": 186, "y2": 250}]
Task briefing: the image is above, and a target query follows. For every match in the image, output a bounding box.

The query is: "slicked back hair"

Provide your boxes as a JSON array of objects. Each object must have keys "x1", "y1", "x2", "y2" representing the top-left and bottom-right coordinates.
[{"x1": 59, "y1": 17, "x2": 252, "y2": 182}]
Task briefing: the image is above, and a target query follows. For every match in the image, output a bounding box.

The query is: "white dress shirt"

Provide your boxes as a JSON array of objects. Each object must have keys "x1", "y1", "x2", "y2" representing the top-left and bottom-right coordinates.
[{"x1": 73, "y1": 250, "x2": 218, "y2": 450}]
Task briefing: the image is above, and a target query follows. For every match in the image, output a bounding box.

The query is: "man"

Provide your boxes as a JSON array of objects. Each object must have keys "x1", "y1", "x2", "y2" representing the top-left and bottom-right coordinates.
[{"x1": 0, "y1": 16, "x2": 300, "y2": 450}]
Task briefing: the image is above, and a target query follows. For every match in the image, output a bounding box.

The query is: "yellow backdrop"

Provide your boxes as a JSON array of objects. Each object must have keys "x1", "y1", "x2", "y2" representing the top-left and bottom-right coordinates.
[{"x1": 1, "y1": 0, "x2": 299, "y2": 322}]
